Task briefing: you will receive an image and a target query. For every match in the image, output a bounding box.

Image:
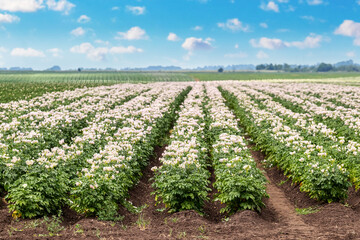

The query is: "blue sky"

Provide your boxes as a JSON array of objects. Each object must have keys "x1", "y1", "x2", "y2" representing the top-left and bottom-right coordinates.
[{"x1": 0, "y1": 0, "x2": 360, "y2": 69}]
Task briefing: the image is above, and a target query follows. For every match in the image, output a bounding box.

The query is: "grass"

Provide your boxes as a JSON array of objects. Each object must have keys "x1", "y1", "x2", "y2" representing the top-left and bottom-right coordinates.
[
  {"x1": 0, "y1": 72, "x2": 194, "y2": 103},
  {"x1": 278, "y1": 179, "x2": 289, "y2": 186},
  {"x1": 136, "y1": 214, "x2": 151, "y2": 231},
  {"x1": 188, "y1": 71, "x2": 360, "y2": 81},
  {"x1": 295, "y1": 207, "x2": 320, "y2": 215},
  {"x1": 2, "y1": 71, "x2": 360, "y2": 104},
  {"x1": 0, "y1": 71, "x2": 193, "y2": 84}
]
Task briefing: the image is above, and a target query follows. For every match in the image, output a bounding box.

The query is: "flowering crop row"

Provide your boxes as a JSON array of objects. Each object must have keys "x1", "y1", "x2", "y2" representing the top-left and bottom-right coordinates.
[
  {"x1": 70, "y1": 84, "x2": 190, "y2": 219},
  {"x1": 152, "y1": 84, "x2": 268, "y2": 215},
  {"x1": 152, "y1": 84, "x2": 211, "y2": 213},
  {"x1": 0, "y1": 84, "x2": 139, "y2": 124},
  {"x1": 220, "y1": 83, "x2": 350, "y2": 202},
  {"x1": 2, "y1": 85, "x2": 149, "y2": 218},
  {"x1": 241, "y1": 83, "x2": 360, "y2": 189},
  {"x1": 252, "y1": 83, "x2": 360, "y2": 137},
  {"x1": 205, "y1": 84, "x2": 267, "y2": 213},
  {"x1": 0, "y1": 85, "x2": 146, "y2": 190},
  {"x1": 1, "y1": 83, "x2": 189, "y2": 218}
]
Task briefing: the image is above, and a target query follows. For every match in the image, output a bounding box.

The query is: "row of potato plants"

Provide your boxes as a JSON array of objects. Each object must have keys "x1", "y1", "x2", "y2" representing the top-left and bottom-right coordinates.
[
  {"x1": 205, "y1": 84, "x2": 268, "y2": 213},
  {"x1": 1, "y1": 85, "x2": 150, "y2": 218},
  {"x1": 70, "y1": 84, "x2": 190, "y2": 219},
  {"x1": 258, "y1": 83, "x2": 360, "y2": 140},
  {"x1": 219, "y1": 83, "x2": 350, "y2": 202},
  {"x1": 152, "y1": 84, "x2": 268, "y2": 215},
  {"x1": 0, "y1": 84, "x2": 131, "y2": 124},
  {"x1": 251, "y1": 82, "x2": 360, "y2": 139},
  {"x1": 1, "y1": 84, "x2": 189, "y2": 218},
  {"x1": 152, "y1": 84, "x2": 211, "y2": 213},
  {"x1": 0, "y1": 85, "x2": 147, "y2": 191},
  {"x1": 243, "y1": 83, "x2": 360, "y2": 189}
]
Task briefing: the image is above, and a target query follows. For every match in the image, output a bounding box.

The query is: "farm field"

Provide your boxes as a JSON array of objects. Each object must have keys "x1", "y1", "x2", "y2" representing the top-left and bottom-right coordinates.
[
  {"x1": 0, "y1": 72, "x2": 193, "y2": 103},
  {"x1": 1, "y1": 71, "x2": 360, "y2": 103},
  {"x1": 189, "y1": 71, "x2": 360, "y2": 82},
  {"x1": 1, "y1": 79, "x2": 360, "y2": 239}
]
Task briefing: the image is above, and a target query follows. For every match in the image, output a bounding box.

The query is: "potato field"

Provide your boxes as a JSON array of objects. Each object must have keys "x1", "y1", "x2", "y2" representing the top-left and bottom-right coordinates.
[{"x1": 1, "y1": 80, "x2": 360, "y2": 239}]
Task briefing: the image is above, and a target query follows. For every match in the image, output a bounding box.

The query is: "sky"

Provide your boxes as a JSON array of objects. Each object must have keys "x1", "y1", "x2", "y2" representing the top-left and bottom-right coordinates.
[{"x1": 0, "y1": 0, "x2": 360, "y2": 70}]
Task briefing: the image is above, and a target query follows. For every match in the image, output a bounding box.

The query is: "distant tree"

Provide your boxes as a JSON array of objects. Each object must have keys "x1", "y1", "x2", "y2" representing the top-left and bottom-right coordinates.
[
  {"x1": 283, "y1": 63, "x2": 291, "y2": 72},
  {"x1": 256, "y1": 64, "x2": 266, "y2": 70},
  {"x1": 274, "y1": 64, "x2": 283, "y2": 71},
  {"x1": 78, "y1": 68, "x2": 82, "y2": 72},
  {"x1": 218, "y1": 67, "x2": 224, "y2": 73},
  {"x1": 317, "y1": 63, "x2": 333, "y2": 72}
]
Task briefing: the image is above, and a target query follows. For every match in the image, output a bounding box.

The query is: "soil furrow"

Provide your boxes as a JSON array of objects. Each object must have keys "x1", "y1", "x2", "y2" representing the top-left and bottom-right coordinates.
[
  {"x1": 118, "y1": 145, "x2": 169, "y2": 226},
  {"x1": 247, "y1": 144, "x2": 323, "y2": 238},
  {"x1": 203, "y1": 165, "x2": 226, "y2": 222}
]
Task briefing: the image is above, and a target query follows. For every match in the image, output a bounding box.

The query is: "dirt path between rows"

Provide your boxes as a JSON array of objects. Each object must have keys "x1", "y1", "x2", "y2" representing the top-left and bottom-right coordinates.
[{"x1": 249, "y1": 148, "x2": 321, "y2": 239}]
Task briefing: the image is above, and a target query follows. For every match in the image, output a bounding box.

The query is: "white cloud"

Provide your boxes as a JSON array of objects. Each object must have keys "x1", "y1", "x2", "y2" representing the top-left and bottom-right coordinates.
[
  {"x1": 217, "y1": 18, "x2": 249, "y2": 32},
  {"x1": 250, "y1": 37, "x2": 285, "y2": 49},
  {"x1": 183, "y1": 52, "x2": 193, "y2": 61},
  {"x1": 70, "y1": 43, "x2": 93, "y2": 54},
  {"x1": 260, "y1": 1, "x2": 279, "y2": 12},
  {"x1": 47, "y1": 48, "x2": 61, "y2": 57},
  {"x1": 110, "y1": 46, "x2": 143, "y2": 54},
  {"x1": 0, "y1": 47, "x2": 7, "y2": 53},
  {"x1": 0, "y1": 0, "x2": 75, "y2": 13},
  {"x1": 260, "y1": 22, "x2": 268, "y2": 28},
  {"x1": 112, "y1": 6, "x2": 119, "y2": 11},
  {"x1": 46, "y1": 0, "x2": 75, "y2": 14},
  {"x1": 307, "y1": 0, "x2": 323, "y2": 5},
  {"x1": 71, "y1": 27, "x2": 85, "y2": 37},
  {"x1": 86, "y1": 48, "x2": 108, "y2": 61},
  {"x1": 256, "y1": 50, "x2": 269, "y2": 59},
  {"x1": 71, "y1": 43, "x2": 142, "y2": 61},
  {"x1": 167, "y1": 33, "x2": 180, "y2": 41},
  {"x1": 301, "y1": 15, "x2": 315, "y2": 21},
  {"x1": 77, "y1": 15, "x2": 90, "y2": 23},
  {"x1": 354, "y1": 38, "x2": 360, "y2": 46},
  {"x1": 347, "y1": 51, "x2": 356, "y2": 58},
  {"x1": 95, "y1": 40, "x2": 110, "y2": 45},
  {"x1": 182, "y1": 37, "x2": 213, "y2": 51},
  {"x1": 126, "y1": 6, "x2": 145, "y2": 15},
  {"x1": 11, "y1": 48, "x2": 45, "y2": 57},
  {"x1": 116, "y1": 26, "x2": 148, "y2": 40},
  {"x1": 224, "y1": 52, "x2": 248, "y2": 58},
  {"x1": 0, "y1": 0, "x2": 44, "y2": 12},
  {"x1": 251, "y1": 34, "x2": 323, "y2": 49},
  {"x1": 192, "y1": 26, "x2": 203, "y2": 31},
  {"x1": 0, "y1": 13, "x2": 20, "y2": 23},
  {"x1": 235, "y1": 44, "x2": 239, "y2": 49},
  {"x1": 334, "y1": 20, "x2": 360, "y2": 37},
  {"x1": 289, "y1": 34, "x2": 322, "y2": 48},
  {"x1": 334, "y1": 20, "x2": 360, "y2": 46},
  {"x1": 70, "y1": 43, "x2": 107, "y2": 61}
]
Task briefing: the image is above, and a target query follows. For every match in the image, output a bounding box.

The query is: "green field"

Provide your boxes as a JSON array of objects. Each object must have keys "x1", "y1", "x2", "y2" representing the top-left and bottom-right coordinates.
[
  {"x1": 0, "y1": 72, "x2": 193, "y2": 103},
  {"x1": 0, "y1": 72, "x2": 193, "y2": 83},
  {"x1": 188, "y1": 71, "x2": 360, "y2": 81},
  {"x1": 2, "y1": 71, "x2": 360, "y2": 103}
]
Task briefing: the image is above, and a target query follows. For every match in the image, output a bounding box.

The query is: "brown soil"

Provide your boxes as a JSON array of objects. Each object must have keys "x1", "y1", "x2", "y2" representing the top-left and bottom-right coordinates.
[
  {"x1": 1, "y1": 145, "x2": 360, "y2": 239},
  {"x1": 203, "y1": 165, "x2": 227, "y2": 222}
]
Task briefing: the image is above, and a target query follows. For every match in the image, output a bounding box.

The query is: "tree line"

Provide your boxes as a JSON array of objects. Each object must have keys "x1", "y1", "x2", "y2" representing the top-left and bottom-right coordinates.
[{"x1": 255, "y1": 63, "x2": 360, "y2": 72}]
